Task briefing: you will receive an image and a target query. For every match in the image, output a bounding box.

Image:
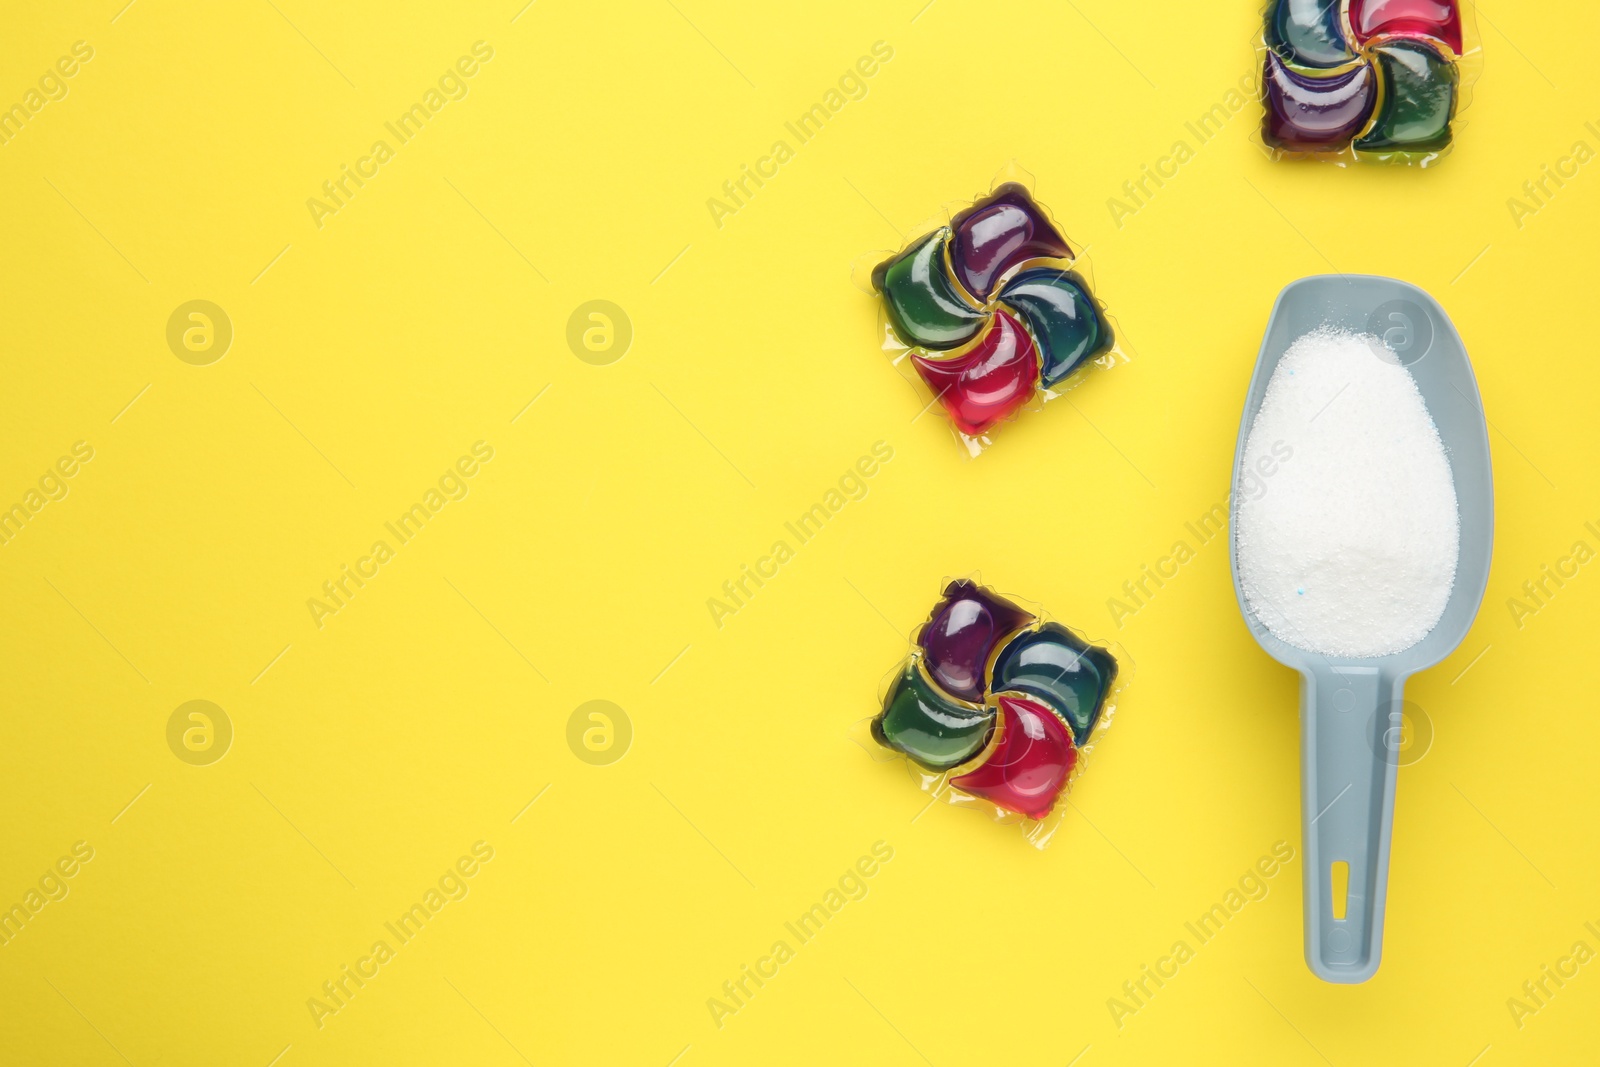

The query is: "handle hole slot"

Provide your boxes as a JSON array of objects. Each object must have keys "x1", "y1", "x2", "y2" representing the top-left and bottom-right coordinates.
[{"x1": 1330, "y1": 860, "x2": 1350, "y2": 921}]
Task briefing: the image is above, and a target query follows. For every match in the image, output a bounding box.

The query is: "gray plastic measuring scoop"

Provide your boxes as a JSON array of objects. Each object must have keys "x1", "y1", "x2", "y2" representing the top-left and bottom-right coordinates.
[{"x1": 1228, "y1": 275, "x2": 1493, "y2": 983}]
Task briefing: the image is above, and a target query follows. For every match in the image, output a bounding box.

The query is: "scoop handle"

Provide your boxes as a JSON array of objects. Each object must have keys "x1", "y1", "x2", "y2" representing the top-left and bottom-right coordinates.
[{"x1": 1299, "y1": 664, "x2": 1404, "y2": 983}]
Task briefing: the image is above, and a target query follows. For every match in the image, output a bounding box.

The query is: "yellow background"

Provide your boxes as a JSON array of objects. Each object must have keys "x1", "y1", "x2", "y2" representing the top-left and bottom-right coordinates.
[{"x1": 2, "y1": 1, "x2": 1597, "y2": 1064}]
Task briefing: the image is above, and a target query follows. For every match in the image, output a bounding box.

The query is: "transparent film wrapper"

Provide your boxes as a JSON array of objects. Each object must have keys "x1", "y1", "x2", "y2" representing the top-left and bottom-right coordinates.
[
  {"x1": 852, "y1": 576, "x2": 1132, "y2": 849},
  {"x1": 1255, "y1": 0, "x2": 1481, "y2": 167},
  {"x1": 852, "y1": 165, "x2": 1126, "y2": 457}
]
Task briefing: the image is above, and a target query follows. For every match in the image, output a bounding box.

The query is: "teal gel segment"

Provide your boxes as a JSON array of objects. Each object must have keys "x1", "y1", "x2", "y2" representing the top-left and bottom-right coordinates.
[
  {"x1": 872, "y1": 660, "x2": 994, "y2": 771},
  {"x1": 990, "y1": 623, "x2": 1117, "y2": 746},
  {"x1": 872, "y1": 230, "x2": 986, "y2": 351},
  {"x1": 1268, "y1": 0, "x2": 1356, "y2": 68},
  {"x1": 1355, "y1": 40, "x2": 1458, "y2": 152},
  {"x1": 999, "y1": 268, "x2": 1112, "y2": 387}
]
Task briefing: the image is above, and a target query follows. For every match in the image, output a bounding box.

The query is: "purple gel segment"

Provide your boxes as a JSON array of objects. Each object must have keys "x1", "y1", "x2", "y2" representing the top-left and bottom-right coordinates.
[
  {"x1": 1262, "y1": 51, "x2": 1378, "y2": 152},
  {"x1": 917, "y1": 580, "x2": 1035, "y2": 702},
  {"x1": 949, "y1": 184, "x2": 1072, "y2": 301}
]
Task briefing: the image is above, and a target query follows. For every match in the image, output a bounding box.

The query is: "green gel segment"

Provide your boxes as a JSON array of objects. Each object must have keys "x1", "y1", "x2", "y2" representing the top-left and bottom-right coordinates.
[
  {"x1": 872, "y1": 230, "x2": 987, "y2": 351},
  {"x1": 999, "y1": 268, "x2": 1112, "y2": 387},
  {"x1": 872, "y1": 660, "x2": 994, "y2": 771},
  {"x1": 990, "y1": 623, "x2": 1117, "y2": 746},
  {"x1": 1355, "y1": 40, "x2": 1457, "y2": 153}
]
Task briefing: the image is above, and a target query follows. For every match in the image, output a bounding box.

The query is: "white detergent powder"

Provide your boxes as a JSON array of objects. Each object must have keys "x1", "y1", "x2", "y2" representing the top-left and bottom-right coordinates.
[{"x1": 1236, "y1": 328, "x2": 1459, "y2": 658}]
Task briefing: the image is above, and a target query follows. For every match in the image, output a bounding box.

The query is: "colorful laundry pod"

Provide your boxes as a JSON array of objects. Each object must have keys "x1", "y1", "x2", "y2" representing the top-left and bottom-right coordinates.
[
  {"x1": 909, "y1": 309, "x2": 1040, "y2": 437},
  {"x1": 867, "y1": 181, "x2": 1119, "y2": 449},
  {"x1": 949, "y1": 693, "x2": 1078, "y2": 820},
  {"x1": 1257, "y1": 0, "x2": 1470, "y2": 162},
  {"x1": 869, "y1": 580, "x2": 1122, "y2": 832},
  {"x1": 872, "y1": 658, "x2": 994, "y2": 772},
  {"x1": 917, "y1": 579, "x2": 1035, "y2": 701},
  {"x1": 990, "y1": 622, "x2": 1118, "y2": 747}
]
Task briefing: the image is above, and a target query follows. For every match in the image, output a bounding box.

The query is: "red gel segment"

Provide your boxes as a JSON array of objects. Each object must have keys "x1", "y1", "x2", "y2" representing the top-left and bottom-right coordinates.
[
  {"x1": 910, "y1": 310, "x2": 1038, "y2": 436},
  {"x1": 951, "y1": 693, "x2": 1077, "y2": 819},
  {"x1": 1349, "y1": 0, "x2": 1462, "y2": 53}
]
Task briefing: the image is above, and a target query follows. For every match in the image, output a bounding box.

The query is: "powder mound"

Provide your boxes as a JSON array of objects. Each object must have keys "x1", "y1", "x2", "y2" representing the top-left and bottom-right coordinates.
[{"x1": 1236, "y1": 328, "x2": 1459, "y2": 658}]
